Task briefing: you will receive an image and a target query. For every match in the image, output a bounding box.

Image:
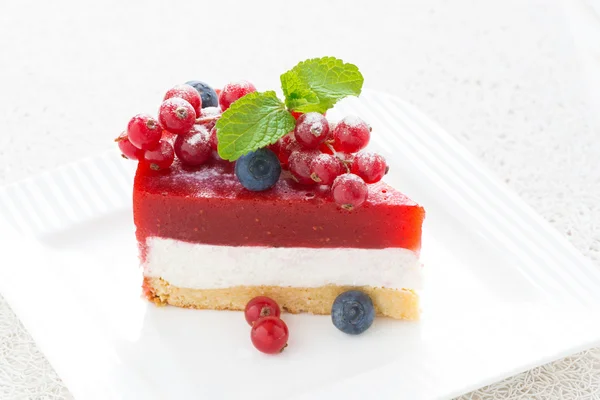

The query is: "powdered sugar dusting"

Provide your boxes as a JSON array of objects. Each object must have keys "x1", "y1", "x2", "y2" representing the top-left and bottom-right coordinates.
[
  {"x1": 341, "y1": 115, "x2": 367, "y2": 128},
  {"x1": 303, "y1": 112, "x2": 326, "y2": 128},
  {"x1": 359, "y1": 151, "x2": 377, "y2": 163},
  {"x1": 200, "y1": 106, "x2": 221, "y2": 117},
  {"x1": 187, "y1": 125, "x2": 210, "y2": 146}
]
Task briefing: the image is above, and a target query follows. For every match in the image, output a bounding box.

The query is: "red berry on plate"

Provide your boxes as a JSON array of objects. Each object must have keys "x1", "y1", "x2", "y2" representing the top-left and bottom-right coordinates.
[
  {"x1": 159, "y1": 98, "x2": 196, "y2": 135},
  {"x1": 219, "y1": 81, "x2": 257, "y2": 111},
  {"x1": 290, "y1": 110, "x2": 303, "y2": 120},
  {"x1": 127, "y1": 114, "x2": 162, "y2": 150},
  {"x1": 163, "y1": 84, "x2": 203, "y2": 116},
  {"x1": 143, "y1": 140, "x2": 175, "y2": 171},
  {"x1": 245, "y1": 296, "x2": 281, "y2": 326},
  {"x1": 250, "y1": 316, "x2": 289, "y2": 354},
  {"x1": 332, "y1": 173, "x2": 368, "y2": 210},
  {"x1": 310, "y1": 153, "x2": 344, "y2": 185},
  {"x1": 115, "y1": 131, "x2": 144, "y2": 160},
  {"x1": 294, "y1": 112, "x2": 330, "y2": 149},
  {"x1": 351, "y1": 152, "x2": 388, "y2": 183},
  {"x1": 174, "y1": 126, "x2": 212, "y2": 167},
  {"x1": 288, "y1": 150, "x2": 320, "y2": 185},
  {"x1": 332, "y1": 116, "x2": 371, "y2": 153},
  {"x1": 209, "y1": 126, "x2": 218, "y2": 151}
]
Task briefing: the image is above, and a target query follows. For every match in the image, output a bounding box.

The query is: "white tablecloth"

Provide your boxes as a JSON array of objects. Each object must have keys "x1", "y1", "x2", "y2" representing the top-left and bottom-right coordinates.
[{"x1": 1, "y1": 0, "x2": 599, "y2": 398}]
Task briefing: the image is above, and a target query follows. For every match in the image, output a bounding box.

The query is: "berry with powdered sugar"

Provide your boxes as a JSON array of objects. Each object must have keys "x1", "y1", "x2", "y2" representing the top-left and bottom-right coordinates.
[
  {"x1": 174, "y1": 125, "x2": 212, "y2": 167},
  {"x1": 294, "y1": 112, "x2": 330, "y2": 149},
  {"x1": 310, "y1": 153, "x2": 345, "y2": 185},
  {"x1": 332, "y1": 115, "x2": 371, "y2": 153},
  {"x1": 332, "y1": 173, "x2": 369, "y2": 210},
  {"x1": 351, "y1": 152, "x2": 388, "y2": 183},
  {"x1": 289, "y1": 149, "x2": 320, "y2": 185},
  {"x1": 219, "y1": 81, "x2": 257, "y2": 111},
  {"x1": 163, "y1": 84, "x2": 203, "y2": 116},
  {"x1": 159, "y1": 98, "x2": 196, "y2": 135}
]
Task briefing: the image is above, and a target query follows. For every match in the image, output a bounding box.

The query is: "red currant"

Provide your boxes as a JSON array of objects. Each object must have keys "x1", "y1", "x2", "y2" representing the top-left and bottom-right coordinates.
[
  {"x1": 115, "y1": 132, "x2": 144, "y2": 160},
  {"x1": 158, "y1": 98, "x2": 196, "y2": 135},
  {"x1": 163, "y1": 84, "x2": 203, "y2": 116},
  {"x1": 332, "y1": 173, "x2": 369, "y2": 210},
  {"x1": 250, "y1": 316, "x2": 289, "y2": 354},
  {"x1": 332, "y1": 116, "x2": 371, "y2": 153},
  {"x1": 219, "y1": 81, "x2": 257, "y2": 111},
  {"x1": 174, "y1": 126, "x2": 212, "y2": 167},
  {"x1": 196, "y1": 106, "x2": 221, "y2": 131},
  {"x1": 351, "y1": 152, "x2": 388, "y2": 183},
  {"x1": 288, "y1": 150, "x2": 319, "y2": 185},
  {"x1": 267, "y1": 140, "x2": 281, "y2": 155},
  {"x1": 143, "y1": 140, "x2": 175, "y2": 171},
  {"x1": 290, "y1": 111, "x2": 303, "y2": 121},
  {"x1": 126, "y1": 114, "x2": 162, "y2": 150},
  {"x1": 277, "y1": 133, "x2": 301, "y2": 168},
  {"x1": 209, "y1": 126, "x2": 218, "y2": 151},
  {"x1": 244, "y1": 296, "x2": 281, "y2": 326},
  {"x1": 318, "y1": 123, "x2": 336, "y2": 154},
  {"x1": 294, "y1": 112, "x2": 330, "y2": 149},
  {"x1": 310, "y1": 153, "x2": 344, "y2": 185}
]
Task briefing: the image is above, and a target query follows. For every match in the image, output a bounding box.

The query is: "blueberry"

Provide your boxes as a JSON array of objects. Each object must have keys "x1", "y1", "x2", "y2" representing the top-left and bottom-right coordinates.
[
  {"x1": 185, "y1": 80, "x2": 219, "y2": 109},
  {"x1": 331, "y1": 290, "x2": 375, "y2": 335},
  {"x1": 235, "y1": 148, "x2": 281, "y2": 191}
]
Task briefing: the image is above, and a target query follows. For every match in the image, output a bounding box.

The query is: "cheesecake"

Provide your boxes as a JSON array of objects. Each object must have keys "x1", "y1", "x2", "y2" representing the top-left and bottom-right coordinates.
[
  {"x1": 117, "y1": 56, "x2": 426, "y2": 321},
  {"x1": 135, "y1": 159, "x2": 424, "y2": 319}
]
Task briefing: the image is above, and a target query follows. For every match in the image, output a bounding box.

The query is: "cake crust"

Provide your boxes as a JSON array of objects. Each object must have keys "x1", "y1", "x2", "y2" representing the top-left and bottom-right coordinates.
[{"x1": 143, "y1": 277, "x2": 420, "y2": 320}]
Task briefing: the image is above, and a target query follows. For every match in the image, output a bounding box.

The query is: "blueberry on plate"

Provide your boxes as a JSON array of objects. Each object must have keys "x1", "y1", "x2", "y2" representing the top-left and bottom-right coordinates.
[
  {"x1": 185, "y1": 80, "x2": 219, "y2": 109},
  {"x1": 235, "y1": 148, "x2": 281, "y2": 191},
  {"x1": 331, "y1": 290, "x2": 375, "y2": 335}
]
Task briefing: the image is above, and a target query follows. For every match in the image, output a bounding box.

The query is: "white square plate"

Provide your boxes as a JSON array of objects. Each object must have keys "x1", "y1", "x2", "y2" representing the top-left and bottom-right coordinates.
[{"x1": 1, "y1": 91, "x2": 600, "y2": 400}]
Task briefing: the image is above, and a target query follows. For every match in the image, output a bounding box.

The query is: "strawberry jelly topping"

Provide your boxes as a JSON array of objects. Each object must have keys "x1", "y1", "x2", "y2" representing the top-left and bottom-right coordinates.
[{"x1": 133, "y1": 159, "x2": 424, "y2": 250}]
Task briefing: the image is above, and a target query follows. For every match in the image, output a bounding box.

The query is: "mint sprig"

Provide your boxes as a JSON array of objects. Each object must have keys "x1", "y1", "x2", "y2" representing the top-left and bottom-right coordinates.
[
  {"x1": 216, "y1": 57, "x2": 363, "y2": 160},
  {"x1": 216, "y1": 91, "x2": 296, "y2": 161},
  {"x1": 281, "y1": 57, "x2": 364, "y2": 114}
]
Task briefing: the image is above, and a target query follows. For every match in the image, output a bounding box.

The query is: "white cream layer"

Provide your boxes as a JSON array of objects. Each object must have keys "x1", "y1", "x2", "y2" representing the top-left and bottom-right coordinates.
[{"x1": 144, "y1": 237, "x2": 423, "y2": 290}]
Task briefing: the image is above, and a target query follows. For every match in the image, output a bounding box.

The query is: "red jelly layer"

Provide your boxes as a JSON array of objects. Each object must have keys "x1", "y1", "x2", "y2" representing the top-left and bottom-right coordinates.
[{"x1": 133, "y1": 159, "x2": 425, "y2": 250}]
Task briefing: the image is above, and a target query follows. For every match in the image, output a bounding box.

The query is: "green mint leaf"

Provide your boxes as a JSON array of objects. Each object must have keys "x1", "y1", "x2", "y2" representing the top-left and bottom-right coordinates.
[
  {"x1": 280, "y1": 57, "x2": 364, "y2": 114},
  {"x1": 216, "y1": 91, "x2": 296, "y2": 161}
]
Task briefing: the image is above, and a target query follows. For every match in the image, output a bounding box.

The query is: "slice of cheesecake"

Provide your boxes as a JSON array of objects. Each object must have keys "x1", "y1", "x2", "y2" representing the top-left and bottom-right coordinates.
[{"x1": 135, "y1": 159, "x2": 425, "y2": 320}]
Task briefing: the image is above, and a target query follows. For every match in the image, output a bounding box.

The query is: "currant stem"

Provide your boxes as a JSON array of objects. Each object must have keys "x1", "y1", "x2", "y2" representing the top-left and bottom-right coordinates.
[{"x1": 195, "y1": 115, "x2": 221, "y2": 124}]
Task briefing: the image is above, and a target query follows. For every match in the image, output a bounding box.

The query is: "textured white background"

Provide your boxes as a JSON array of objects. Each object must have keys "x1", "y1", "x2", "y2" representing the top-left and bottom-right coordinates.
[{"x1": 1, "y1": 0, "x2": 600, "y2": 398}]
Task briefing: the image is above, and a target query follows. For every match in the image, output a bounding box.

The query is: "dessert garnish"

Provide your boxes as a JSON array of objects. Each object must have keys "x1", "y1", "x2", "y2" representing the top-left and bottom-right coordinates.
[
  {"x1": 331, "y1": 290, "x2": 375, "y2": 335},
  {"x1": 245, "y1": 297, "x2": 288, "y2": 354},
  {"x1": 251, "y1": 316, "x2": 289, "y2": 354},
  {"x1": 116, "y1": 56, "x2": 389, "y2": 210},
  {"x1": 244, "y1": 296, "x2": 282, "y2": 326}
]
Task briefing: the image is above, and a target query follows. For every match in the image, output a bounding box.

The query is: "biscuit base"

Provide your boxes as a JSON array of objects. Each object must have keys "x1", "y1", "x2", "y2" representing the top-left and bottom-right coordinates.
[{"x1": 143, "y1": 276, "x2": 420, "y2": 320}]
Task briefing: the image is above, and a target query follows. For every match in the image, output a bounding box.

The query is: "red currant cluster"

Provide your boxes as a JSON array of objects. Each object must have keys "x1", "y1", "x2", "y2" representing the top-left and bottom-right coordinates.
[
  {"x1": 244, "y1": 296, "x2": 289, "y2": 354},
  {"x1": 116, "y1": 81, "x2": 256, "y2": 171},
  {"x1": 272, "y1": 113, "x2": 388, "y2": 210}
]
